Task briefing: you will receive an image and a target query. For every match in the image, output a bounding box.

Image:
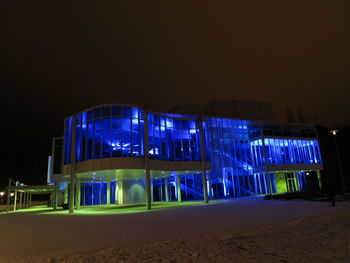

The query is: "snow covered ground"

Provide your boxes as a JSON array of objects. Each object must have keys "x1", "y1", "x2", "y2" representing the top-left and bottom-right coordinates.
[{"x1": 0, "y1": 197, "x2": 349, "y2": 263}]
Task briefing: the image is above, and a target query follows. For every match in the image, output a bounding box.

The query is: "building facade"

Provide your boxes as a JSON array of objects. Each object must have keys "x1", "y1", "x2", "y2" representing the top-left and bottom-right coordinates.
[{"x1": 54, "y1": 104, "x2": 323, "y2": 212}]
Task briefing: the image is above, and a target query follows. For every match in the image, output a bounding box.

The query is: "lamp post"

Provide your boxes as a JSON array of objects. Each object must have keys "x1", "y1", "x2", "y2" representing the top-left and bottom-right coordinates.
[{"x1": 330, "y1": 130, "x2": 346, "y2": 194}]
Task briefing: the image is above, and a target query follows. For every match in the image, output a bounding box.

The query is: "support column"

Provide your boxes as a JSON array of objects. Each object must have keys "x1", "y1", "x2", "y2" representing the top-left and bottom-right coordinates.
[
  {"x1": 27, "y1": 193, "x2": 30, "y2": 208},
  {"x1": 316, "y1": 170, "x2": 322, "y2": 190},
  {"x1": 29, "y1": 194, "x2": 32, "y2": 208},
  {"x1": 54, "y1": 189, "x2": 58, "y2": 210},
  {"x1": 13, "y1": 190, "x2": 17, "y2": 211},
  {"x1": 294, "y1": 172, "x2": 300, "y2": 191},
  {"x1": 176, "y1": 174, "x2": 182, "y2": 202},
  {"x1": 199, "y1": 118, "x2": 209, "y2": 203},
  {"x1": 75, "y1": 179, "x2": 81, "y2": 210},
  {"x1": 19, "y1": 192, "x2": 23, "y2": 209},
  {"x1": 160, "y1": 181, "x2": 163, "y2": 201},
  {"x1": 117, "y1": 179, "x2": 124, "y2": 205},
  {"x1": 107, "y1": 177, "x2": 110, "y2": 205},
  {"x1": 69, "y1": 115, "x2": 77, "y2": 214},
  {"x1": 165, "y1": 177, "x2": 169, "y2": 202},
  {"x1": 115, "y1": 180, "x2": 119, "y2": 204},
  {"x1": 151, "y1": 179, "x2": 154, "y2": 202},
  {"x1": 266, "y1": 173, "x2": 273, "y2": 194},
  {"x1": 144, "y1": 109, "x2": 151, "y2": 209},
  {"x1": 23, "y1": 193, "x2": 27, "y2": 208}
]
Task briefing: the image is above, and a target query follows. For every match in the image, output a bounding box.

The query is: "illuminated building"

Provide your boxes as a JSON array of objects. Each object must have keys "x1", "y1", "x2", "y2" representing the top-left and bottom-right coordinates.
[{"x1": 50, "y1": 103, "x2": 323, "y2": 212}]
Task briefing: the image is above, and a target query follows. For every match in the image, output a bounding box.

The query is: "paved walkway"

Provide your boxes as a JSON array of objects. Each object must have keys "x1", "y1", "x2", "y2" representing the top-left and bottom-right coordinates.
[{"x1": 1, "y1": 197, "x2": 349, "y2": 262}]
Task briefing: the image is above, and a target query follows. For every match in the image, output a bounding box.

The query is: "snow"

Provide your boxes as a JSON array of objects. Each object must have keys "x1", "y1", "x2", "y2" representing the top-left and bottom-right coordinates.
[{"x1": 0, "y1": 197, "x2": 349, "y2": 262}]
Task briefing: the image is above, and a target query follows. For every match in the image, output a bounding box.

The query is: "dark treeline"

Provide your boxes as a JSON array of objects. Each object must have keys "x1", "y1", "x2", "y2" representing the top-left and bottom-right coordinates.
[{"x1": 317, "y1": 125, "x2": 350, "y2": 194}]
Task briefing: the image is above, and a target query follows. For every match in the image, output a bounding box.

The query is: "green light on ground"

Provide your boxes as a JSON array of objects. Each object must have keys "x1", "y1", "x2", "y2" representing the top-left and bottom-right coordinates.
[{"x1": 39, "y1": 201, "x2": 219, "y2": 216}]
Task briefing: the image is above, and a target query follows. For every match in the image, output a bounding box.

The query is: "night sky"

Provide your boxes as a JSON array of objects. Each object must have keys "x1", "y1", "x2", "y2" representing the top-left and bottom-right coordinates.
[{"x1": 2, "y1": 1, "x2": 350, "y2": 188}]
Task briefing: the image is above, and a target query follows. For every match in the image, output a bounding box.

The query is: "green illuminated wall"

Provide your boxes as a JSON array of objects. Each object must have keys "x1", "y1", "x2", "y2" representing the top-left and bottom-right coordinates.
[{"x1": 275, "y1": 172, "x2": 288, "y2": 193}]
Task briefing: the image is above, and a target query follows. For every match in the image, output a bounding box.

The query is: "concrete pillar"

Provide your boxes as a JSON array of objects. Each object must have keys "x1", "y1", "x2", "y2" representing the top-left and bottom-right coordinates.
[
  {"x1": 13, "y1": 190, "x2": 17, "y2": 211},
  {"x1": 69, "y1": 115, "x2": 77, "y2": 214},
  {"x1": 266, "y1": 173, "x2": 273, "y2": 194},
  {"x1": 117, "y1": 179, "x2": 124, "y2": 205},
  {"x1": 294, "y1": 172, "x2": 300, "y2": 191},
  {"x1": 29, "y1": 194, "x2": 32, "y2": 208},
  {"x1": 151, "y1": 179, "x2": 154, "y2": 202},
  {"x1": 165, "y1": 177, "x2": 169, "y2": 202},
  {"x1": 176, "y1": 174, "x2": 182, "y2": 202},
  {"x1": 27, "y1": 193, "x2": 30, "y2": 207},
  {"x1": 144, "y1": 109, "x2": 151, "y2": 209},
  {"x1": 198, "y1": 118, "x2": 209, "y2": 203},
  {"x1": 54, "y1": 189, "x2": 58, "y2": 210},
  {"x1": 115, "y1": 180, "x2": 118, "y2": 204},
  {"x1": 19, "y1": 192, "x2": 23, "y2": 209},
  {"x1": 160, "y1": 180, "x2": 163, "y2": 201},
  {"x1": 23, "y1": 193, "x2": 26, "y2": 208},
  {"x1": 316, "y1": 170, "x2": 322, "y2": 190},
  {"x1": 75, "y1": 179, "x2": 81, "y2": 210},
  {"x1": 106, "y1": 178, "x2": 111, "y2": 205}
]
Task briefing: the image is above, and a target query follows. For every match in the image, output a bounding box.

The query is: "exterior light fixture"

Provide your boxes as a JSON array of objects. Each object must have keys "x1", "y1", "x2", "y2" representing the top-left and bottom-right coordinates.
[
  {"x1": 330, "y1": 129, "x2": 338, "y2": 136},
  {"x1": 330, "y1": 129, "x2": 346, "y2": 194},
  {"x1": 0, "y1": 192, "x2": 4, "y2": 196},
  {"x1": 10, "y1": 193, "x2": 14, "y2": 197}
]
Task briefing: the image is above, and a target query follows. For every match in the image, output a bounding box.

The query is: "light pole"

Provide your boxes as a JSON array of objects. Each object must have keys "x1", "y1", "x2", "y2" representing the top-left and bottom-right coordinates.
[{"x1": 330, "y1": 130, "x2": 346, "y2": 194}]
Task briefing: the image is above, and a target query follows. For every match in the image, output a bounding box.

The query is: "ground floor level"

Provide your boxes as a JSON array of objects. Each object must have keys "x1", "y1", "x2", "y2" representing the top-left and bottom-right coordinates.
[{"x1": 61, "y1": 169, "x2": 322, "y2": 208}]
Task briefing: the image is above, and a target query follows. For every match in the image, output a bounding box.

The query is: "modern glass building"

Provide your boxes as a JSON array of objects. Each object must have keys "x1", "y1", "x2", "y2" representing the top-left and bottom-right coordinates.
[{"x1": 53, "y1": 104, "x2": 323, "y2": 212}]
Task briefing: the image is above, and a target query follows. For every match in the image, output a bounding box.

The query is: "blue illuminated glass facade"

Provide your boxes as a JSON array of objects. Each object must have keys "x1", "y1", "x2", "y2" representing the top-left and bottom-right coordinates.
[
  {"x1": 64, "y1": 106, "x2": 201, "y2": 164},
  {"x1": 63, "y1": 105, "x2": 323, "y2": 205},
  {"x1": 250, "y1": 138, "x2": 322, "y2": 166}
]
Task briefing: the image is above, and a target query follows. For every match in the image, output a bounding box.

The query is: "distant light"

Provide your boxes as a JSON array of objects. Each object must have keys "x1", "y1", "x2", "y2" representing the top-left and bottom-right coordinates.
[
  {"x1": 330, "y1": 130, "x2": 338, "y2": 136},
  {"x1": 0, "y1": 192, "x2": 4, "y2": 196},
  {"x1": 306, "y1": 172, "x2": 310, "y2": 175},
  {"x1": 10, "y1": 193, "x2": 14, "y2": 197}
]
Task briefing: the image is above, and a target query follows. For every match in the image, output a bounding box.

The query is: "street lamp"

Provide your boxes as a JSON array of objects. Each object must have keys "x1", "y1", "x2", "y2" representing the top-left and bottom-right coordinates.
[{"x1": 330, "y1": 129, "x2": 346, "y2": 194}]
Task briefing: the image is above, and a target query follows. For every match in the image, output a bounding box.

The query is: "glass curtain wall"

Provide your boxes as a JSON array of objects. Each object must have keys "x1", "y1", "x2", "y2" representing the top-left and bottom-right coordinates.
[
  {"x1": 64, "y1": 106, "x2": 144, "y2": 164},
  {"x1": 205, "y1": 118, "x2": 257, "y2": 198},
  {"x1": 250, "y1": 138, "x2": 322, "y2": 166},
  {"x1": 63, "y1": 107, "x2": 202, "y2": 164},
  {"x1": 147, "y1": 113, "x2": 201, "y2": 161}
]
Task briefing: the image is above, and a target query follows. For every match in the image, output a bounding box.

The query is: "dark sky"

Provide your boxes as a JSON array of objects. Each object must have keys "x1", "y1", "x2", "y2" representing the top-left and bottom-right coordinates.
[{"x1": 2, "y1": 1, "x2": 350, "y2": 187}]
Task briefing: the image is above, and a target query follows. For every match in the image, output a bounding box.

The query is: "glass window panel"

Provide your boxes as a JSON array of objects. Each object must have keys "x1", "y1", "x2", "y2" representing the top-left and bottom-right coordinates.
[
  {"x1": 132, "y1": 118, "x2": 140, "y2": 157},
  {"x1": 122, "y1": 116, "x2": 132, "y2": 157},
  {"x1": 93, "y1": 119, "x2": 101, "y2": 159},
  {"x1": 112, "y1": 106, "x2": 122, "y2": 116},
  {"x1": 111, "y1": 118, "x2": 122, "y2": 157},
  {"x1": 102, "y1": 106, "x2": 111, "y2": 118},
  {"x1": 87, "y1": 122, "x2": 93, "y2": 160},
  {"x1": 93, "y1": 108, "x2": 101, "y2": 119},
  {"x1": 87, "y1": 110, "x2": 93, "y2": 121},
  {"x1": 122, "y1": 106, "x2": 131, "y2": 117},
  {"x1": 101, "y1": 118, "x2": 111, "y2": 158}
]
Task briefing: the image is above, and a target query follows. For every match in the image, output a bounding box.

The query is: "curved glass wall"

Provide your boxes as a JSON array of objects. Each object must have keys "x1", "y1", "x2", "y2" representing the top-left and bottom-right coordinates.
[
  {"x1": 63, "y1": 106, "x2": 201, "y2": 164},
  {"x1": 64, "y1": 106, "x2": 144, "y2": 164}
]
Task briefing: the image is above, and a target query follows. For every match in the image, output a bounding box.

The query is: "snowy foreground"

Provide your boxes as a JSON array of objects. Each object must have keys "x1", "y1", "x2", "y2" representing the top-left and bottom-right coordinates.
[{"x1": 1, "y1": 197, "x2": 350, "y2": 263}]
